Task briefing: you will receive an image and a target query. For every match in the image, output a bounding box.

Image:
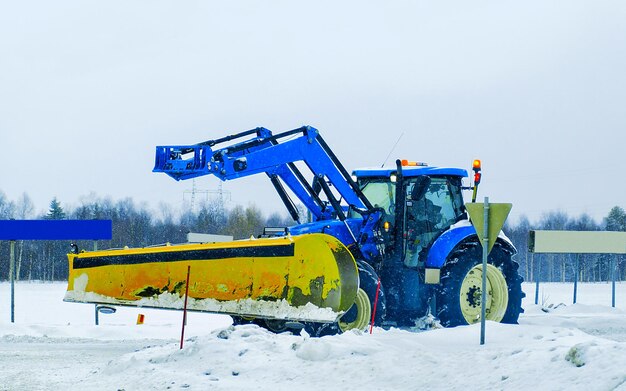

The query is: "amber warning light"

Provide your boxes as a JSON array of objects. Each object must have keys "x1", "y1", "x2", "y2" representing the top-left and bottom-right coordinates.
[
  {"x1": 472, "y1": 159, "x2": 482, "y2": 185},
  {"x1": 401, "y1": 159, "x2": 428, "y2": 167},
  {"x1": 473, "y1": 159, "x2": 481, "y2": 171}
]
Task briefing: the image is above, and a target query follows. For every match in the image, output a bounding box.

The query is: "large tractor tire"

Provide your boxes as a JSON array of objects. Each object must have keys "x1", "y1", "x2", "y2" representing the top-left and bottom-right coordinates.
[
  {"x1": 338, "y1": 288, "x2": 371, "y2": 331},
  {"x1": 436, "y1": 240, "x2": 524, "y2": 327},
  {"x1": 304, "y1": 260, "x2": 386, "y2": 337},
  {"x1": 355, "y1": 260, "x2": 386, "y2": 327},
  {"x1": 304, "y1": 289, "x2": 372, "y2": 337}
]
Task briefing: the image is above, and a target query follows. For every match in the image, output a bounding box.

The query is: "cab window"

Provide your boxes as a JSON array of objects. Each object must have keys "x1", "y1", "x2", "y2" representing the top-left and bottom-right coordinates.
[
  {"x1": 403, "y1": 176, "x2": 465, "y2": 267},
  {"x1": 351, "y1": 178, "x2": 396, "y2": 225}
]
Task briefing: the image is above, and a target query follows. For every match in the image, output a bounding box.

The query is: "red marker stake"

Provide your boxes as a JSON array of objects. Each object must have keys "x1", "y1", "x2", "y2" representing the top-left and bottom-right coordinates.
[
  {"x1": 369, "y1": 278, "x2": 381, "y2": 334},
  {"x1": 180, "y1": 265, "x2": 191, "y2": 349}
]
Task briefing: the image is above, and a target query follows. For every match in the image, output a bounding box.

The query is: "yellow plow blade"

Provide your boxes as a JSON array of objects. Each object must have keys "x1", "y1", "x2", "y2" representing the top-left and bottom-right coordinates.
[{"x1": 64, "y1": 233, "x2": 358, "y2": 323}]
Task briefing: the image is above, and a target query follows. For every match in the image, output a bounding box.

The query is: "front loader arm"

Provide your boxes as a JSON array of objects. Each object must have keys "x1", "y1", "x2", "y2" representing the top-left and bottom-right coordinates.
[{"x1": 153, "y1": 126, "x2": 374, "y2": 223}]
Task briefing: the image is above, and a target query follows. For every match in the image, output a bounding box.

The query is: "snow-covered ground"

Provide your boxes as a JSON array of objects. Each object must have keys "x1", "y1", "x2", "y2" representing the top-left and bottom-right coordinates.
[{"x1": 1, "y1": 281, "x2": 625, "y2": 390}]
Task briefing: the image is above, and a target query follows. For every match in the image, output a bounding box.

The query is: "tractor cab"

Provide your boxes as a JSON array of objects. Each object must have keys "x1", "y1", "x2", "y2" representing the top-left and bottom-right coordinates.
[{"x1": 352, "y1": 161, "x2": 469, "y2": 267}]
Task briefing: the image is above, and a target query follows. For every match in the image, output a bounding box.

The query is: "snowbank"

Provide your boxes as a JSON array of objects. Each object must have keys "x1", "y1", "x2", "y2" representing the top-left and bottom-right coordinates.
[{"x1": 1, "y1": 282, "x2": 625, "y2": 390}]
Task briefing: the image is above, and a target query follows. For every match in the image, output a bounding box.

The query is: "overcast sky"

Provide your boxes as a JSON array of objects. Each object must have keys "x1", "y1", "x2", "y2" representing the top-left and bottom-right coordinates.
[{"x1": 1, "y1": 1, "x2": 625, "y2": 224}]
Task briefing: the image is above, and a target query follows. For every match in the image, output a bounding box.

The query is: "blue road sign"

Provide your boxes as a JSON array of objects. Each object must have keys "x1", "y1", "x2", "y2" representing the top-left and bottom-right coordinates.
[{"x1": 0, "y1": 220, "x2": 112, "y2": 240}]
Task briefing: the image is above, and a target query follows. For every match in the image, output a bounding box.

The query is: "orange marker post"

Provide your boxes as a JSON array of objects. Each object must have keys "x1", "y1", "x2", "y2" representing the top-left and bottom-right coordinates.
[{"x1": 369, "y1": 278, "x2": 382, "y2": 334}]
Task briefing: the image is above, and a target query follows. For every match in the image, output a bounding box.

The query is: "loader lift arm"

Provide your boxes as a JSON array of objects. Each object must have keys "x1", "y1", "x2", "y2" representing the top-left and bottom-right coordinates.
[{"x1": 153, "y1": 126, "x2": 376, "y2": 224}]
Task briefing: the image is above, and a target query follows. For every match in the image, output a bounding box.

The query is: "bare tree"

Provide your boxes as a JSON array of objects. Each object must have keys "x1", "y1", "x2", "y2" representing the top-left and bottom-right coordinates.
[{"x1": 14, "y1": 193, "x2": 34, "y2": 280}]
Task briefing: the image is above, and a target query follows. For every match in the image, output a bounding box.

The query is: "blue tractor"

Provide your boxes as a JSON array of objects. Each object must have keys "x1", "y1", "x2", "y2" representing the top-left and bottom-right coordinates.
[{"x1": 153, "y1": 126, "x2": 524, "y2": 334}]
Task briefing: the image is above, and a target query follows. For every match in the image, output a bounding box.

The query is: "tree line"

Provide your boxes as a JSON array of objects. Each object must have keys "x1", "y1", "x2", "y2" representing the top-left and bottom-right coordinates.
[{"x1": 0, "y1": 190, "x2": 624, "y2": 283}]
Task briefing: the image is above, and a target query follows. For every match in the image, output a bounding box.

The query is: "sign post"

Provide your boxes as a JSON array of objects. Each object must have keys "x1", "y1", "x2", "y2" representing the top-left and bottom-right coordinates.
[
  {"x1": 612, "y1": 256, "x2": 617, "y2": 308},
  {"x1": 480, "y1": 198, "x2": 489, "y2": 345},
  {"x1": 533, "y1": 253, "x2": 539, "y2": 305},
  {"x1": 466, "y1": 199, "x2": 512, "y2": 345},
  {"x1": 573, "y1": 254, "x2": 579, "y2": 304},
  {"x1": 10, "y1": 241, "x2": 15, "y2": 323}
]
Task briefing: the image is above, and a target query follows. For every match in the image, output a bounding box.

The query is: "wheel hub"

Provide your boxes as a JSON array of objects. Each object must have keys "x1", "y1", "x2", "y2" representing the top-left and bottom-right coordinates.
[{"x1": 466, "y1": 286, "x2": 481, "y2": 308}]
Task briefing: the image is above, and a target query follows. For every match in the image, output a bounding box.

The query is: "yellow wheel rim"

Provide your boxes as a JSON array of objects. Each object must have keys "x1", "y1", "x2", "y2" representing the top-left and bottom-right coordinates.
[
  {"x1": 459, "y1": 264, "x2": 508, "y2": 324},
  {"x1": 338, "y1": 288, "x2": 371, "y2": 332}
]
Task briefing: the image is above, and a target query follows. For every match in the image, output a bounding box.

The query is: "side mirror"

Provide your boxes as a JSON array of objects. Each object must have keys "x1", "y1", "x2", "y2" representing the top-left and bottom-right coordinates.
[{"x1": 411, "y1": 176, "x2": 431, "y2": 201}]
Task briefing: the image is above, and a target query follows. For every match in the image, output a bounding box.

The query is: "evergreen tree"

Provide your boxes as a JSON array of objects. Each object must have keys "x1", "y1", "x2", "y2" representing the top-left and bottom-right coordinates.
[
  {"x1": 46, "y1": 197, "x2": 66, "y2": 220},
  {"x1": 42, "y1": 197, "x2": 66, "y2": 281},
  {"x1": 605, "y1": 206, "x2": 626, "y2": 231}
]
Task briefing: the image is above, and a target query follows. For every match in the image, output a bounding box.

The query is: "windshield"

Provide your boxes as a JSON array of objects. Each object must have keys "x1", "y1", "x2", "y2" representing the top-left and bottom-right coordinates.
[{"x1": 350, "y1": 177, "x2": 396, "y2": 224}]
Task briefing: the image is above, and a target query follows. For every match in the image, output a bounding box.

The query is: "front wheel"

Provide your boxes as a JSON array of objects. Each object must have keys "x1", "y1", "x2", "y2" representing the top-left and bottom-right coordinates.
[
  {"x1": 338, "y1": 288, "x2": 371, "y2": 332},
  {"x1": 304, "y1": 261, "x2": 385, "y2": 337},
  {"x1": 436, "y1": 241, "x2": 525, "y2": 327}
]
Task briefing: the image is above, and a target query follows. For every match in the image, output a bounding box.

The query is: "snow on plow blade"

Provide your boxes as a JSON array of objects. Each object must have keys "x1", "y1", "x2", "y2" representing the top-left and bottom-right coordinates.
[{"x1": 64, "y1": 233, "x2": 358, "y2": 323}]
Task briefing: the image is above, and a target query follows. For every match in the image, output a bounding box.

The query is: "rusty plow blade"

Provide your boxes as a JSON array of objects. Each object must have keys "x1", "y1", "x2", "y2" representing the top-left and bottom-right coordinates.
[{"x1": 64, "y1": 233, "x2": 359, "y2": 323}]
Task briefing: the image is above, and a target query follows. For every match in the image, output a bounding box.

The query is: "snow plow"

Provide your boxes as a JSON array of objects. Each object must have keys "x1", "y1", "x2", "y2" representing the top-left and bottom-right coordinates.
[
  {"x1": 65, "y1": 125, "x2": 524, "y2": 335},
  {"x1": 65, "y1": 233, "x2": 358, "y2": 322}
]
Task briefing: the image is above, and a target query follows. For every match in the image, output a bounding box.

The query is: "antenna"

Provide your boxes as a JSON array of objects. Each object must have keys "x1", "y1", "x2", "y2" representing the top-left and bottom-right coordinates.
[{"x1": 380, "y1": 132, "x2": 404, "y2": 168}]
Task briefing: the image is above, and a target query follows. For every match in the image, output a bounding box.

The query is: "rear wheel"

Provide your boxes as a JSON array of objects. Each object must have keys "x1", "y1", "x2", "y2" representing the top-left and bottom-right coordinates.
[
  {"x1": 457, "y1": 263, "x2": 508, "y2": 323},
  {"x1": 436, "y1": 241, "x2": 524, "y2": 327}
]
